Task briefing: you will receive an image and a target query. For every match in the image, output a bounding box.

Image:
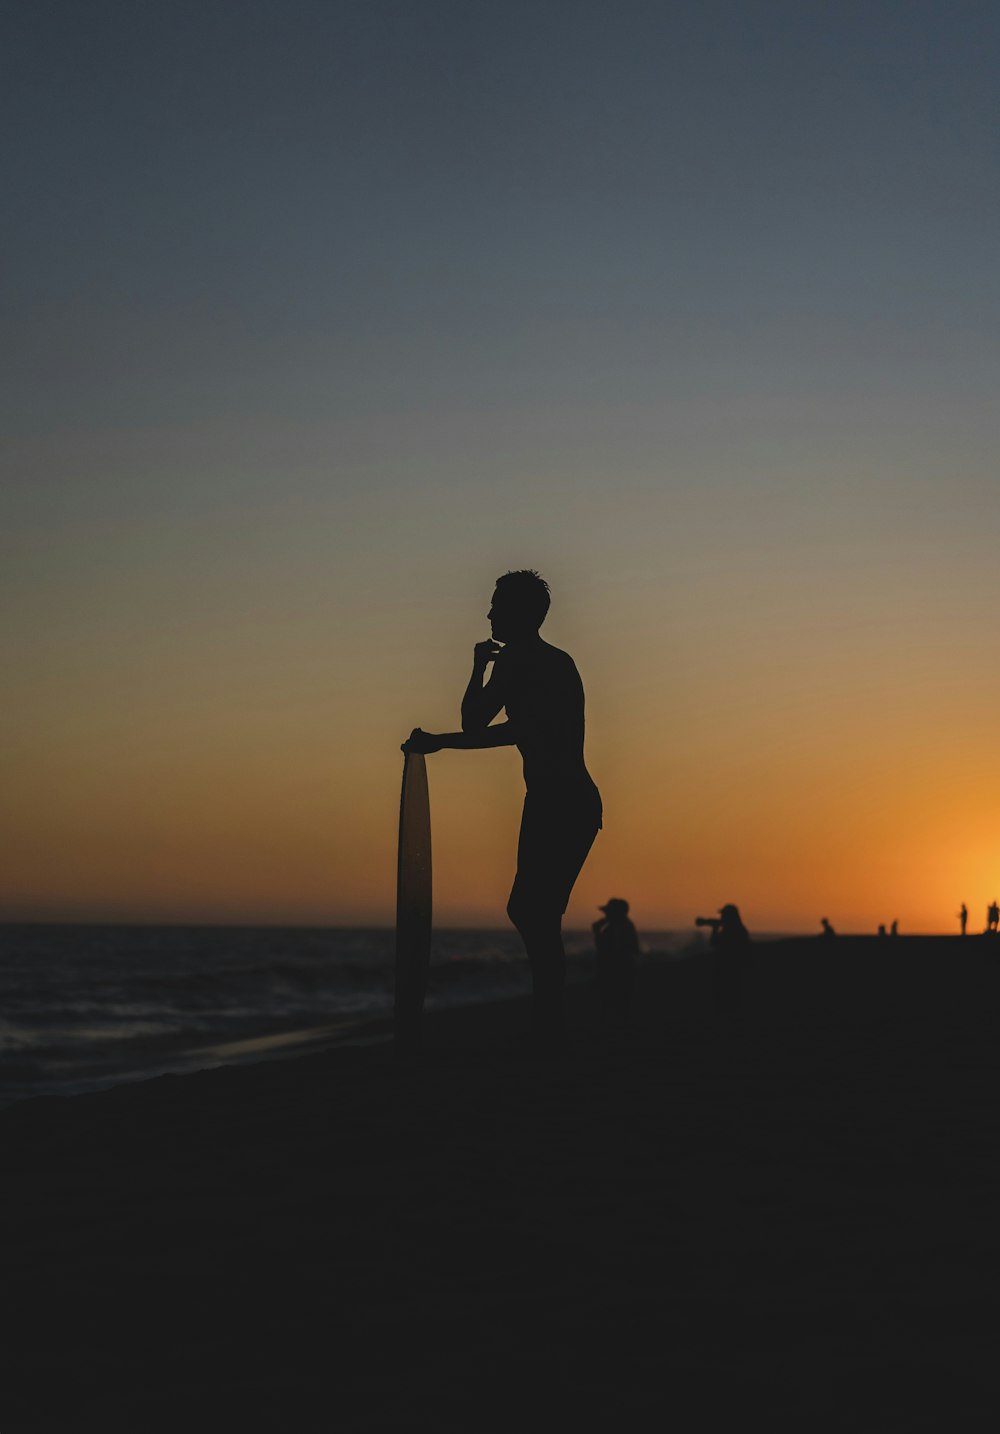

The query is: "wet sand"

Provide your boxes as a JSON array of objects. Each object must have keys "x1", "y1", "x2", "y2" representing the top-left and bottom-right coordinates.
[{"x1": 3, "y1": 937, "x2": 1000, "y2": 1431}]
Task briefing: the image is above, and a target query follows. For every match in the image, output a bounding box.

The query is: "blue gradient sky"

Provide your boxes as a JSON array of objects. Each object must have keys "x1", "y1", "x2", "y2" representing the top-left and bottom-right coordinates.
[{"x1": 3, "y1": 1, "x2": 999, "y2": 929}]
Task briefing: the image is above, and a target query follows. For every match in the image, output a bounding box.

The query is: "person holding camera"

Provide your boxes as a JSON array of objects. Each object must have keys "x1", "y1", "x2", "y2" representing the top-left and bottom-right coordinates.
[{"x1": 695, "y1": 903, "x2": 750, "y2": 1012}]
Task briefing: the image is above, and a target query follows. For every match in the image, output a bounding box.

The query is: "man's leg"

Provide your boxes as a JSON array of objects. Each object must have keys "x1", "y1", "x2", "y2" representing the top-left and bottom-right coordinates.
[
  {"x1": 506, "y1": 898, "x2": 565, "y2": 1045},
  {"x1": 508, "y1": 792, "x2": 601, "y2": 1047}
]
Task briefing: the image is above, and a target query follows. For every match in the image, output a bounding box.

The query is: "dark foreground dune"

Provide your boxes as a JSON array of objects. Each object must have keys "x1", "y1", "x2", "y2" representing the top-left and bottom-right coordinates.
[{"x1": 4, "y1": 937, "x2": 1000, "y2": 1432}]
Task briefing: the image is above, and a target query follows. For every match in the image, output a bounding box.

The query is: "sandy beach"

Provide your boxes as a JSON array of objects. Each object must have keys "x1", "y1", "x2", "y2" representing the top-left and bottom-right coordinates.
[{"x1": 3, "y1": 937, "x2": 1000, "y2": 1431}]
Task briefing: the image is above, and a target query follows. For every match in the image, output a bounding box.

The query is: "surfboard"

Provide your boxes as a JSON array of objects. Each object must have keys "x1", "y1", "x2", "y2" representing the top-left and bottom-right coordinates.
[{"x1": 394, "y1": 751, "x2": 432, "y2": 1052}]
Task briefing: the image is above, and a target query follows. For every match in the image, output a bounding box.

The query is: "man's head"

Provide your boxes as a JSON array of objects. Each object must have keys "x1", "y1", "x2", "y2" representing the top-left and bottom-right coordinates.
[{"x1": 488, "y1": 569, "x2": 550, "y2": 642}]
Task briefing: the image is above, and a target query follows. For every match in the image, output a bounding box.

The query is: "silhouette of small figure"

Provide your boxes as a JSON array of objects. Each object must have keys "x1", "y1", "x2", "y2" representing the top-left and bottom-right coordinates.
[
  {"x1": 877, "y1": 924, "x2": 887, "y2": 938},
  {"x1": 890, "y1": 920, "x2": 898, "y2": 937},
  {"x1": 695, "y1": 904, "x2": 750, "y2": 1012},
  {"x1": 696, "y1": 903, "x2": 750, "y2": 950},
  {"x1": 403, "y1": 570, "x2": 601, "y2": 1051},
  {"x1": 820, "y1": 917, "x2": 836, "y2": 938},
  {"x1": 959, "y1": 903, "x2": 968, "y2": 937},
  {"x1": 988, "y1": 901, "x2": 999, "y2": 935},
  {"x1": 592, "y1": 898, "x2": 639, "y2": 1024}
]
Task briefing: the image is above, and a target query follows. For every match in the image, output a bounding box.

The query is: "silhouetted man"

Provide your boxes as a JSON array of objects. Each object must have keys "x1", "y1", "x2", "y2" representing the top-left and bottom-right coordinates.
[
  {"x1": 820, "y1": 917, "x2": 836, "y2": 938},
  {"x1": 403, "y1": 570, "x2": 602, "y2": 1048},
  {"x1": 988, "y1": 900, "x2": 999, "y2": 935},
  {"x1": 959, "y1": 903, "x2": 968, "y2": 937}
]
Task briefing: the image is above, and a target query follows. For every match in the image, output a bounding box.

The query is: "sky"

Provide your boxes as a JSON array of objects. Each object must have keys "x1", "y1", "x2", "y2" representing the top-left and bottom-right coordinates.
[{"x1": 2, "y1": 0, "x2": 998, "y2": 932}]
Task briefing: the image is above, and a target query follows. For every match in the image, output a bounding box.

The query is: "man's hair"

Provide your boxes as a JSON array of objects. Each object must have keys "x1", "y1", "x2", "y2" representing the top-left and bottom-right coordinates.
[{"x1": 495, "y1": 569, "x2": 551, "y2": 627}]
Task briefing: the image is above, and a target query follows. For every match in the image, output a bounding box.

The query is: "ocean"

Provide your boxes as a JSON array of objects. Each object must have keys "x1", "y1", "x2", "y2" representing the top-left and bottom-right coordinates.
[{"x1": 0, "y1": 924, "x2": 699, "y2": 1106}]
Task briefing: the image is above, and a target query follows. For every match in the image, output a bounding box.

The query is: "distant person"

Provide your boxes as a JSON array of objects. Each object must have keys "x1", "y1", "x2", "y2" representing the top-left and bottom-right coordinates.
[
  {"x1": 890, "y1": 920, "x2": 898, "y2": 937},
  {"x1": 877, "y1": 924, "x2": 887, "y2": 938},
  {"x1": 988, "y1": 901, "x2": 999, "y2": 935},
  {"x1": 820, "y1": 917, "x2": 836, "y2": 938},
  {"x1": 695, "y1": 904, "x2": 750, "y2": 1012},
  {"x1": 592, "y1": 898, "x2": 640, "y2": 1022},
  {"x1": 403, "y1": 570, "x2": 602, "y2": 1051},
  {"x1": 959, "y1": 903, "x2": 968, "y2": 937},
  {"x1": 696, "y1": 903, "x2": 750, "y2": 951}
]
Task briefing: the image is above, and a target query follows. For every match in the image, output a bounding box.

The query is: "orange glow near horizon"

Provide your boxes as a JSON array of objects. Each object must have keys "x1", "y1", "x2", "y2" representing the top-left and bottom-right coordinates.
[
  {"x1": 4, "y1": 742, "x2": 996, "y2": 936},
  {"x1": 3, "y1": 490, "x2": 997, "y2": 938}
]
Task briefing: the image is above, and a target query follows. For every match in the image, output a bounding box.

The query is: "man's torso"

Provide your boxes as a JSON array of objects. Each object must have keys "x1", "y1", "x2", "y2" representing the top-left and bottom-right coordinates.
[{"x1": 496, "y1": 640, "x2": 598, "y2": 799}]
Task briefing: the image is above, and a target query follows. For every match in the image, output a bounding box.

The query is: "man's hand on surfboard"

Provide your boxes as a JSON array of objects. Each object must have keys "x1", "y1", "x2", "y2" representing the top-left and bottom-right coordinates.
[{"x1": 401, "y1": 728, "x2": 443, "y2": 755}]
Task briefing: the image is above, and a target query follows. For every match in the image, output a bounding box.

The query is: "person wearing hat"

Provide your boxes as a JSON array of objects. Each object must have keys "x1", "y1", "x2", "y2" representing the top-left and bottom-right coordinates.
[{"x1": 592, "y1": 897, "x2": 640, "y2": 1022}]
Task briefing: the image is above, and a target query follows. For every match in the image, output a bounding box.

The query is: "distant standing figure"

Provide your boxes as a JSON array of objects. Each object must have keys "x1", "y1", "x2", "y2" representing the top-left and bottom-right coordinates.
[
  {"x1": 988, "y1": 901, "x2": 999, "y2": 935},
  {"x1": 820, "y1": 917, "x2": 836, "y2": 938},
  {"x1": 877, "y1": 924, "x2": 887, "y2": 938},
  {"x1": 695, "y1": 903, "x2": 750, "y2": 1012},
  {"x1": 696, "y1": 903, "x2": 750, "y2": 951},
  {"x1": 592, "y1": 898, "x2": 640, "y2": 1021},
  {"x1": 959, "y1": 903, "x2": 968, "y2": 937},
  {"x1": 890, "y1": 920, "x2": 898, "y2": 937}
]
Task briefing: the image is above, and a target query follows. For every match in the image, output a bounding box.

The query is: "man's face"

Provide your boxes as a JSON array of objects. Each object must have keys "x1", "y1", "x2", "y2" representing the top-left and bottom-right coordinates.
[{"x1": 487, "y1": 588, "x2": 507, "y2": 641}]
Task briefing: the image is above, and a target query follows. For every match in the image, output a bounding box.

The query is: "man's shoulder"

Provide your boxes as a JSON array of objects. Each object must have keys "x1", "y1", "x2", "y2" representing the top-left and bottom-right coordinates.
[
  {"x1": 502, "y1": 640, "x2": 576, "y2": 670},
  {"x1": 539, "y1": 641, "x2": 578, "y2": 671},
  {"x1": 503, "y1": 641, "x2": 580, "y2": 690}
]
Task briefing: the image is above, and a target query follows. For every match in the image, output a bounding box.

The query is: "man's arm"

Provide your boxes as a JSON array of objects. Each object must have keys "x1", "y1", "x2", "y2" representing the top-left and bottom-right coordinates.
[
  {"x1": 442, "y1": 723, "x2": 517, "y2": 750},
  {"x1": 461, "y1": 641, "x2": 505, "y2": 731},
  {"x1": 403, "y1": 723, "x2": 517, "y2": 754}
]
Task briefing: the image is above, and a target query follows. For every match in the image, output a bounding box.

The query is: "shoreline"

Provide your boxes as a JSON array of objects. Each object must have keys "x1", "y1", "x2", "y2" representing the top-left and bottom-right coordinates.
[
  {"x1": 4, "y1": 931, "x2": 995, "y2": 1113},
  {"x1": 3, "y1": 938, "x2": 1000, "y2": 1430},
  {"x1": 0, "y1": 935, "x2": 703, "y2": 1111}
]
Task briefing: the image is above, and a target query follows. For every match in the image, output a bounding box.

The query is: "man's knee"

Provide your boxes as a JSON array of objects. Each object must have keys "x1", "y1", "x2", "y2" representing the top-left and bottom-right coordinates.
[
  {"x1": 506, "y1": 892, "x2": 529, "y2": 932},
  {"x1": 507, "y1": 890, "x2": 561, "y2": 937}
]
